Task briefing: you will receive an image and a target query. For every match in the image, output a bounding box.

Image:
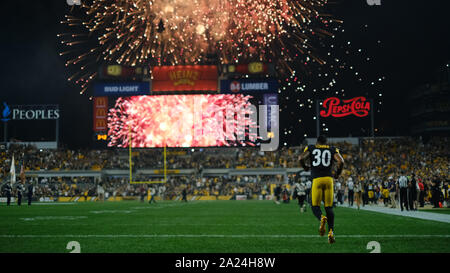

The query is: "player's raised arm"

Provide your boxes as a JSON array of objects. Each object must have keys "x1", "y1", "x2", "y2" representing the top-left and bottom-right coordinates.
[
  {"x1": 333, "y1": 149, "x2": 345, "y2": 179},
  {"x1": 299, "y1": 146, "x2": 310, "y2": 171}
]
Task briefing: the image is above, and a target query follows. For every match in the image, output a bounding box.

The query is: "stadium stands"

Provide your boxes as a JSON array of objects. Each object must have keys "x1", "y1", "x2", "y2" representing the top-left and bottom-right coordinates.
[{"x1": 0, "y1": 137, "x2": 448, "y2": 205}]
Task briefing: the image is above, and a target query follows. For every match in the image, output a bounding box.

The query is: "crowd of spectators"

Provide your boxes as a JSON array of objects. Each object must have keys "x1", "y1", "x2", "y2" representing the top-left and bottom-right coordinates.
[
  {"x1": 0, "y1": 144, "x2": 304, "y2": 172},
  {"x1": 0, "y1": 137, "x2": 448, "y2": 205},
  {"x1": 0, "y1": 174, "x2": 280, "y2": 201}
]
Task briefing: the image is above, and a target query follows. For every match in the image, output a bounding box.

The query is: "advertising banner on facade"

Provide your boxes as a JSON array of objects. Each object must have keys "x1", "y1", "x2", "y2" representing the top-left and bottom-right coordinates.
[
  {"x1": 93, "y1": 97, "x2": 108, "y2": 132},
  {"x1": 151, "y1": 65, "x2": 218, "y2": 92},
  {"x1": 263, "y1": 93, "x2": 278, "y2": 130},
  {"x1": 98, "y1": 65, "x2": 149, "y2": 80},
  {"x1": 320, "y1": 96, "x2": 371, "y2": 118},
  {"x1": 1, "y1": 103, "x2": 59, "y2": 121},
  {"x1": 221, "y1": 62, "x2": 275, "y2": 76},
  {"x1": 220, "y1": 79, "x2": 279, "y2": 94},
  {"x1": 94, "y1": 82, "x2": 151, "y2": 96}
]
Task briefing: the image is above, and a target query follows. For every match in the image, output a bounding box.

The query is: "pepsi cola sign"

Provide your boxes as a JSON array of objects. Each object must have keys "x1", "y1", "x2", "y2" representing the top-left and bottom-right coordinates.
[{"x1": 320, "y1": 97, "x2": 371, "y2": 118}]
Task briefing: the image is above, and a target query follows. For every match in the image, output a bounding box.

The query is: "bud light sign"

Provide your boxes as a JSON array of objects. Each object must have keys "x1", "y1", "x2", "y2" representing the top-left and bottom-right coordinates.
[{"x1": 94, "y1": 82, "x2": 151, "y2": 96}]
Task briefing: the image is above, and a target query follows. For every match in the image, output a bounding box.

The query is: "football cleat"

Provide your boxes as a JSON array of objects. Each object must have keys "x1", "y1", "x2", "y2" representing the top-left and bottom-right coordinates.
[
  {"x1": 328, "y1": 229, "x2": 336, "y2": 244},
  {"x1": 319, "y1": 215, "x2": 327, "y2": 236}
]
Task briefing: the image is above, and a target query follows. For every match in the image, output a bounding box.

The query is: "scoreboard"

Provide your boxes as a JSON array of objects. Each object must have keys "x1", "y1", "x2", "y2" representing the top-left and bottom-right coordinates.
[{"x1": 93, "y1": 64, "x2": 279, "y2": 148}]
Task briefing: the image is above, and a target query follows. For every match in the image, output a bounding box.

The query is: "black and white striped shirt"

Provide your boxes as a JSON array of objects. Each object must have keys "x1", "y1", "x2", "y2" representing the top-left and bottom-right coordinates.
[
  {"x1": 398, "y1": 176, "x2": 408, "y2": 188},
  {"x1": 294, "y1": 183, "x2": 306, "y2": 196}
]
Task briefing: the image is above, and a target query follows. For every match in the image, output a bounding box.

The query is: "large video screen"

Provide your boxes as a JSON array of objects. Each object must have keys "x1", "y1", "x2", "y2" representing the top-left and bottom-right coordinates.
[{"x1": 107, "y1": 95, "x2": 269, "y2": 148}]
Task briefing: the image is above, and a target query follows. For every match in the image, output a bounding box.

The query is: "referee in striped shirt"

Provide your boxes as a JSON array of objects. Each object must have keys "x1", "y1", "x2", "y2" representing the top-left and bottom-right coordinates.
[{"x1": 398, "y1": 172, "x2": 409, "y2": 211}]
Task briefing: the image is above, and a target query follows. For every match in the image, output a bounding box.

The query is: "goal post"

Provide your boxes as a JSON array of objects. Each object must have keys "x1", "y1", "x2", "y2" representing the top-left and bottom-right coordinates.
[{"x1": 128, "y1": 127, "x2": 167, "y2": 184}]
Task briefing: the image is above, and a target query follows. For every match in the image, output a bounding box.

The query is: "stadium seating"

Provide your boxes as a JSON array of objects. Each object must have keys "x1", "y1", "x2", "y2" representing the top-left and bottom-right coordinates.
[{"x1": 0, "y1": 137, "x2": 448, "y2": 205}]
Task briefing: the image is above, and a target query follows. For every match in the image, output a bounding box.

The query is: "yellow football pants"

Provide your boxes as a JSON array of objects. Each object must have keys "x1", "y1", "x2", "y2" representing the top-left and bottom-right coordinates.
[{"x1": 311, "y1": 176, "x2": 334, "y2": 207}]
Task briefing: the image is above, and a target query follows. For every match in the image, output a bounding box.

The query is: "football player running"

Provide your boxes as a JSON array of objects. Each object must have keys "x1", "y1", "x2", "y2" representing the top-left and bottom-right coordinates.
[{"x1": 299, "y1": 135, "x2": 345, "y2": 244}]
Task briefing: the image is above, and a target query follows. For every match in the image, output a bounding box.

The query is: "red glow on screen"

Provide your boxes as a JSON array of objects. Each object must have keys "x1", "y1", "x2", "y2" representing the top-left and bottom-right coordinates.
[
  {"x1": 320, "y1": 96, "x2": 371, "y2": 118},
  {"x1": 107, "y1": 95, "x2": 258, "y2": 147}
]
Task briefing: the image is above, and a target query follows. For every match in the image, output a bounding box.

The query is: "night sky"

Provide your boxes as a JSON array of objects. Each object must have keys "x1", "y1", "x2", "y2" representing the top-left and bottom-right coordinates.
[{"x1": 1, "y1": 0, "x2": 449, "y2": 149}]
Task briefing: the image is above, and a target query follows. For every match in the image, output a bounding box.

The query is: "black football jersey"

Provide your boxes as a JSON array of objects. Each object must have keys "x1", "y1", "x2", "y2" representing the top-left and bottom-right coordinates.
[{"x1": 304, "y1": 144, "x2": 340, "y2": 179}]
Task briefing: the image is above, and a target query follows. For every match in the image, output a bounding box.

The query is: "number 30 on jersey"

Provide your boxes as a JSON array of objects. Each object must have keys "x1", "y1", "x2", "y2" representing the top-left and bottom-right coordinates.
[{"x1": 311, "y1": 149, "x2": 331, "y2": 167}]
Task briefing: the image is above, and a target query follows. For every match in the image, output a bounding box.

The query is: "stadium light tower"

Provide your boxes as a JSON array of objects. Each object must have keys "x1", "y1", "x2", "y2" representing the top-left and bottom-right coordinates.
[{"x1": 315, "y1": 100, "x2": 320, "y2": 138}]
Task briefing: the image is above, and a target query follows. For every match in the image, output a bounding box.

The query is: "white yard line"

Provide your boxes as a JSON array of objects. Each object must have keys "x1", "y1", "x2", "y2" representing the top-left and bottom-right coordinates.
[
  {"x1": 0, "y1": 234, "x2": 449, "y2": 238},
  {"x1": 340, "y1": 204, "x2": 450, "y2": 223},
  {"x1": 13, "y1": 223, "x2": 314, "y2": 227}
]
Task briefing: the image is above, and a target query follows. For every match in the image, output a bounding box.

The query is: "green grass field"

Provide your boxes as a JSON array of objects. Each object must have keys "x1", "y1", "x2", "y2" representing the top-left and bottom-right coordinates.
[{"x1": 0, "y1": 200, "x2": 449, "y2": 253}]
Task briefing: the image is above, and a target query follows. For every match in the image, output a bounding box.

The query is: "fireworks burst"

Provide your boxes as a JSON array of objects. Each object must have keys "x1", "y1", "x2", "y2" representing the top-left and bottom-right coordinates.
[
  {"x1": 59, "y1": 0, "x2": 338, "y2": 94},
  {"x1": 107, "y1": 95, "x2": 258, "y2": 147}
]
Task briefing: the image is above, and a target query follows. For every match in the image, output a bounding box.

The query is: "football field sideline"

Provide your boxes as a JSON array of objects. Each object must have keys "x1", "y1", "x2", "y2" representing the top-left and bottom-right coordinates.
[{"x1": 339, "y1": 204, "x2": 450, "y2": 223}]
